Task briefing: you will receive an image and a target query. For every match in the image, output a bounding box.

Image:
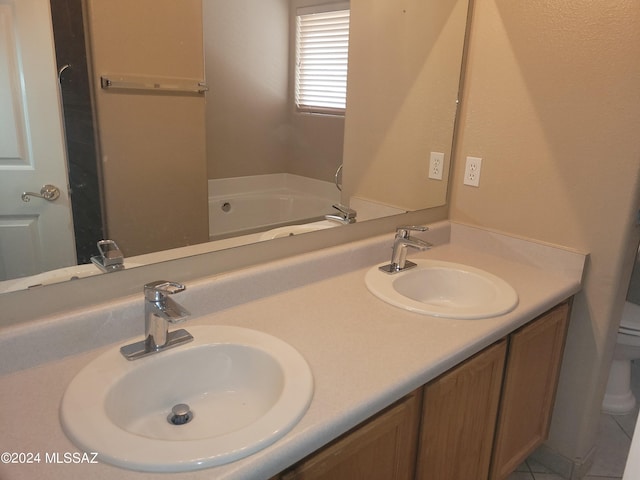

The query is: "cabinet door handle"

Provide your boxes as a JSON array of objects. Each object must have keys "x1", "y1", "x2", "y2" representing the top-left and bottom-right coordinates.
[{"x1": 21, "y1": 184, "x2": 61, "y2": 202}]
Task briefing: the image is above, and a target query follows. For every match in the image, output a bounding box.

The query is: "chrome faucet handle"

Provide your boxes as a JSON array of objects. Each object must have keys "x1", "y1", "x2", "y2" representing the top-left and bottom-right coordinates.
[
  {"x1": 144, "y1": 280, "x2": 186, "y2": 302},
  {"x1": 395, "y1": 225, "x2": 428, "y2": 238},
  {"x1": 325, "y1": 203, "x2": 357, "y2": 224},
  {"x1": 332, "y1": 203, "x2": 356, "y2": 216},
  {"x1": 90, "y1": 239, "x2": 124, "y2": 272},
  {"x1": 332, "y1": 203, "x2": 357, "y2": 219}
]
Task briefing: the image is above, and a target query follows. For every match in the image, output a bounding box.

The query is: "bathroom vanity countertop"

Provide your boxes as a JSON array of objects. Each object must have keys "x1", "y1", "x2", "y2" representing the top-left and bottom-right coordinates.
[{"x1": 0, "y1": 222, "x2": 587, "y2": 480}]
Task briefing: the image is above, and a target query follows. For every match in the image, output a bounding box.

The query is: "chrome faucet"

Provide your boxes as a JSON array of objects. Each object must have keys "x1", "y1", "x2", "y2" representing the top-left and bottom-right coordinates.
[
  {"x1": 90, "y1": 239, "x2": 125, "y2": 273},
  {"x1": 325, "y1": 203, "x2": 357, "y2": 224},
  {"x1": 379, "y1": 226, "x2": 433, "y2": 274},
  {"x1": 120, "y1": 281, "x2": 193, "y2": 360}
]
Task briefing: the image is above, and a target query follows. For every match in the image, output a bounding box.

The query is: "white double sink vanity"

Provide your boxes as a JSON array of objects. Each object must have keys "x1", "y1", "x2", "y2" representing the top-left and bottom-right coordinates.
[{"x1": 0, "y1": 221, "x2": 586, "y2": 480}]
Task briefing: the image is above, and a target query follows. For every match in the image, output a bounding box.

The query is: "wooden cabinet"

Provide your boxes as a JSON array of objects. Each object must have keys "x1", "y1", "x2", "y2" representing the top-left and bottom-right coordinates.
[
  {"x1": 489, "y1": 301, "x2": 571, "y2": 480},
  {"x1": 275, "y1": 300, "x2": 571, "y2": 480},
  {"x1": 281, "y1": 390, "x2": 421, "y2": 480},
  {"x1": 416, "y1": 339, "x2": 507, "y2": 480}
]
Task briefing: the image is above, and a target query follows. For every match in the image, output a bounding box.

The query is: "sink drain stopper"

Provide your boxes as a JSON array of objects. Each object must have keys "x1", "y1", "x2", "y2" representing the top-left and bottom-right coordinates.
[{"x1": 168, "y1": 403, "x2": 193, "y2": 425}]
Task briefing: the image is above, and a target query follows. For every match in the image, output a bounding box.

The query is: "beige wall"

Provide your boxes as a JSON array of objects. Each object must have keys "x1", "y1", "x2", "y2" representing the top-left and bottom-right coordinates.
[
  {"x1": 288, "y1": 111, "x2": 345, "y2": 182},
  {"x1": 450, "y1": 0, "x2": 640, "y2": 469},
  {"x1": 87, "y1": 0, "x2": 209, "y2": 256},
  {"x1": 342, "y1": 0, "x2": 468, "y2": 211},
  {"x1": 204, "y1": 0, "x2": 290, "y2": 179}
]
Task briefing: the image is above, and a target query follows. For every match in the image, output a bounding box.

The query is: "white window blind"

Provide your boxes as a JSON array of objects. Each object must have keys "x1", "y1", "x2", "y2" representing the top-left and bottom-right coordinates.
[{"x1": 295, "y1": 3, "x2": 350, "y2": 114}]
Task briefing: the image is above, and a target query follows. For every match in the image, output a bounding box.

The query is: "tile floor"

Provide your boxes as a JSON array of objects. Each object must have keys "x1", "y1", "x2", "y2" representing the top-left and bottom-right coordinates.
[{"x1": 508, "y1": 362, "x2": 640, "y2": 480}]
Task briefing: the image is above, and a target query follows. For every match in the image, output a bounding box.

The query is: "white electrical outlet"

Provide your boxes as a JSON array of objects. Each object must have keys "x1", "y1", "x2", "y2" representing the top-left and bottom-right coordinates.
[
  {"x1": 428, "y1": 152, "x2": 445, "y2": 180},
  {"x1": 464, "y1": 156, "x2": 482, "y2": 187}
]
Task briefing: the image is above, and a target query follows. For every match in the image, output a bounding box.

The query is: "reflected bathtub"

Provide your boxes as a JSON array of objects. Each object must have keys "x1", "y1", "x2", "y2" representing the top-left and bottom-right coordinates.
[{"x1": 208, "y1": 174, "x2": 339, "y2": 239}]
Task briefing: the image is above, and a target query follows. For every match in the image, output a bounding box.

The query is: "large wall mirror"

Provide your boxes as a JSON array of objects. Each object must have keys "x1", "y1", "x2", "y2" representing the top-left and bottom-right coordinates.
[{"x1": 0, "y1": 0, "x2": 470, "y2": 302}]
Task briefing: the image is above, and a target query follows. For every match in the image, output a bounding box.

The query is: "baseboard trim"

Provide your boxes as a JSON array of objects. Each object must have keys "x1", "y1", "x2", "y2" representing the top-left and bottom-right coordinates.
[{"x1": 530, "y1": 443, "x2": 596, "y2": 480}]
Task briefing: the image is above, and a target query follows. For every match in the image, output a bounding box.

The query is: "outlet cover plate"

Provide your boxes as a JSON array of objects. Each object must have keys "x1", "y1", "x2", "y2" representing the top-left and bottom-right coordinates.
[
  {"x1": 429, "y1": 152, "x2": 445, "y2": 180},
  {"x1": 464, "y1": 156, "x2": 482, "y2": 187}
]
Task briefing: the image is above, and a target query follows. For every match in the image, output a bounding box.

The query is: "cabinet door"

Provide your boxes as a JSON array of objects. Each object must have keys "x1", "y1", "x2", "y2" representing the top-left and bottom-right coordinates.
[
  {"x1": 490, "y1": 301, "x2": 571, "y2": 480},
  {"x1": 416, "y1": 340, "x2": 508, "y2": 480},
  {"x1": 281, "y1": 390, "x2": 421, "y2": 480}
]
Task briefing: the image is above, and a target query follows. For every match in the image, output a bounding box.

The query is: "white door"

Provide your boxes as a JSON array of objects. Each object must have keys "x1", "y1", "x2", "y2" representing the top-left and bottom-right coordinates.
[{"x1": 0, "y1": 0, "x2": 76, "y2": 281}]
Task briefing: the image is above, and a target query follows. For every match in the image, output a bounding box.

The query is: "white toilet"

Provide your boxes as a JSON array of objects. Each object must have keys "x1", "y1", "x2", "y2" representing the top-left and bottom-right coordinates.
[{"x1": 603, "y1": 301, "x2": 640, "y2": 415}]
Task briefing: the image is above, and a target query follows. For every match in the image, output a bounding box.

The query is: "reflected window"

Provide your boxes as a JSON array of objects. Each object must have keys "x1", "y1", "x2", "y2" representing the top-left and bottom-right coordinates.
[{"x1": 295, "y1": 2, "x2": 350, "y2": 115}]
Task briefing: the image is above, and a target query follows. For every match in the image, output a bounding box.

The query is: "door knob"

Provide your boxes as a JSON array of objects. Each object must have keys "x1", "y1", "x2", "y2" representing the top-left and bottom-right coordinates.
[{"x1": 21, "y1": 184, "x2": 61, "y2": 202}]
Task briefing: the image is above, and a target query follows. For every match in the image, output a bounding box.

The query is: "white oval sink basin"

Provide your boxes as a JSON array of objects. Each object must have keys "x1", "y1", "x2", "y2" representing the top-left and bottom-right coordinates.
[
  {"x1": 365, "y1": 259, "x2": 518, "y2": 319},
  {"x1": 60, "y1": 325, "x2": 314, "y2": 472}
]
